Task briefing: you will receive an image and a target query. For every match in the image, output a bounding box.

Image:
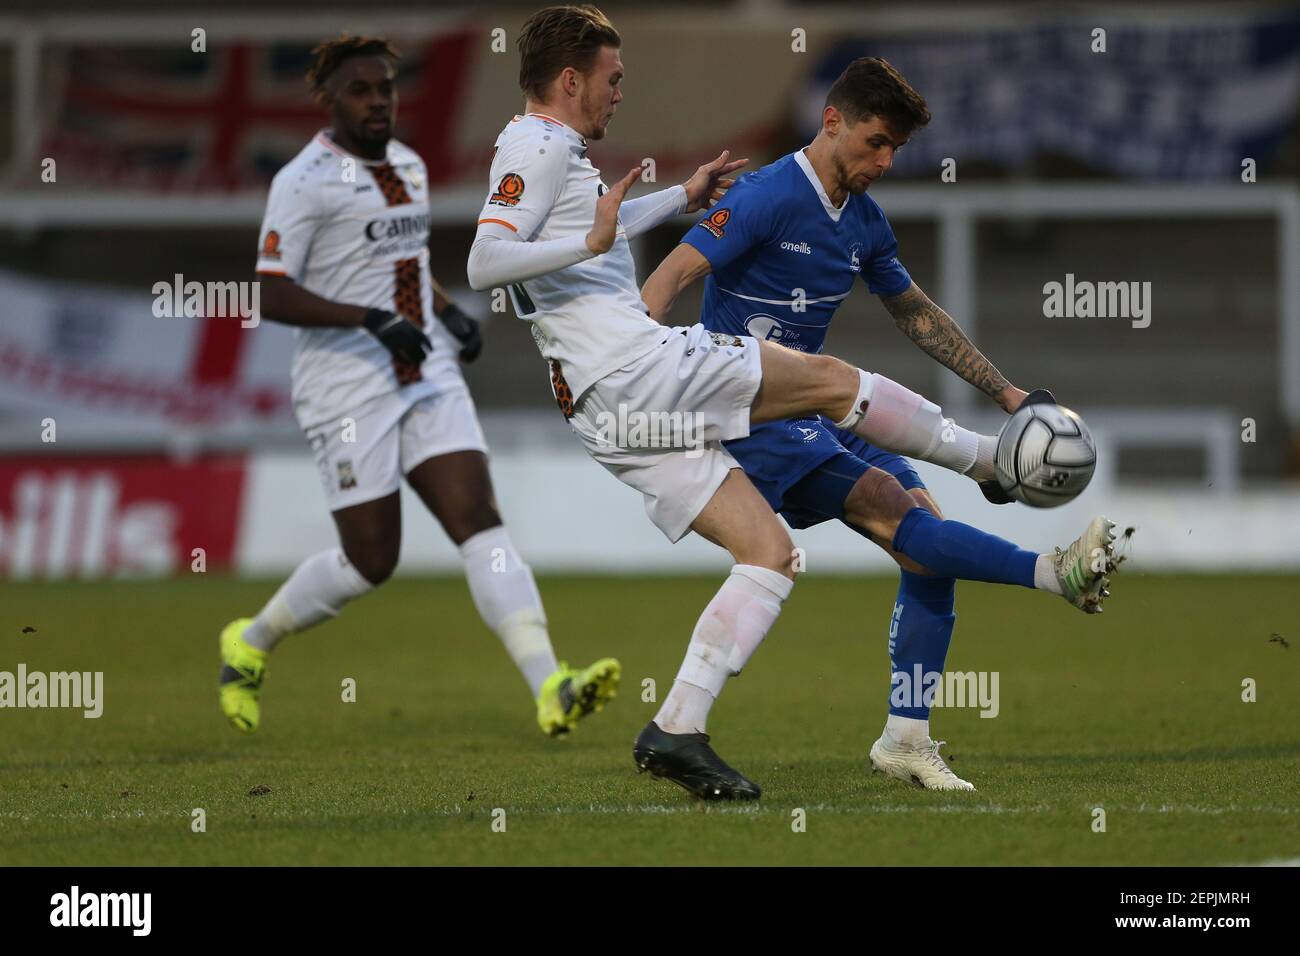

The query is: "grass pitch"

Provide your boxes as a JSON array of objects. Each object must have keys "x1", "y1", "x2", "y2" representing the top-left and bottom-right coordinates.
[{"x1": 1, "y1": 572, "x2": 1297, "y2": 866}]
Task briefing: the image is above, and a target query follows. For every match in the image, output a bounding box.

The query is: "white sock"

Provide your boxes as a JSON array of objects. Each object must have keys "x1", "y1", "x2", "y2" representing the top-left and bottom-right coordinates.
[
  {"x1": 459, "y1": 525, "x2": 558, "y2": 696},
  {"x1": 655, "y1": 564, "x2": 793, "y2": 735},
  {"x1": 834, "y1": 370, "x2": 996, "y2": 480},
  {"x1": 1034, "y1": 553, "x2": 1063, "y2": 594},
  {"x1": 885, "y1": 714, "x2": 929, "y2": 748},
  {"x1": 244, "y1": 548, "x2": 374, "y2": 652},
  {"x1": 931, "y1": 425, "x2": 980, "y2": 477},
  {"x1": 974, "y1": 434, "x2": 998, "y2": 482}
]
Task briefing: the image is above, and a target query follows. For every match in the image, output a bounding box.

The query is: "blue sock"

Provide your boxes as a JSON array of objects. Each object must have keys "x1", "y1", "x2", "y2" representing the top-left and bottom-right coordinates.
[
  {"x1": 888, "y1": 570, "x2": 956, "y2": 719},
  {"x1": 892, "y1": 507, "x2": 1038, "y2": 588}
]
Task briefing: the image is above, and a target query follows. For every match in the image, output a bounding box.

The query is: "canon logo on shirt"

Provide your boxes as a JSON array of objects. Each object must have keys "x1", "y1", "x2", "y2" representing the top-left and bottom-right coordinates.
[{"x1": 364, "y1": 213, "x2": 431, "y2": 241}]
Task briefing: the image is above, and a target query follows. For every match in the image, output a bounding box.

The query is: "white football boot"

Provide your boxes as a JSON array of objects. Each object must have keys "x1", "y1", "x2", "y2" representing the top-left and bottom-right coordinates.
[
  {"x1": 869, "y1": 734, "x2": 975, "y2": 791},
  {"x1": 1053, "y1": 516, "x2": 1118, "y2": 614}
]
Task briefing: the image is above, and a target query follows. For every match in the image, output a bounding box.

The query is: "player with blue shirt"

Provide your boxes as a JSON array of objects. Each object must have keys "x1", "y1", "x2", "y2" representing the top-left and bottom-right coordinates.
[{"x1": 641, "y1": 57, "x2": 1118, "y2": 791}]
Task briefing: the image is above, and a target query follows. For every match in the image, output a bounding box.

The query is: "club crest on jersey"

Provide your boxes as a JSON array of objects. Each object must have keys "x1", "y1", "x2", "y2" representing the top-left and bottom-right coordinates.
[
  {"x1": 490, "y1": 173, "x2": 525, "y2": 207},
  {"x1": 337, "y1": 460, "x2": 357, "y2": 491},
  {"x1": 707, "y1": 331, "x2": 744, "y2": 348},
  {"x1": 406, "y1": 167, "x2": 425, "y2": 192},
  {"x1": 260, "y1": 230, "x2": 281, "y2": 260},
  {"x1": 699, "y1": 208, "x2": 730, "y2": 238},
  {"x1": 849, "y1": 241, "x2": 863, "y2": 274},
  {"x1": 792, "y1": 424, "x2": 822, "y2": 443}
]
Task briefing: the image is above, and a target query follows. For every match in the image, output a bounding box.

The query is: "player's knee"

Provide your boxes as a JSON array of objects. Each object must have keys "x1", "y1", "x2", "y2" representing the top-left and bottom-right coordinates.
[
  {"x1": 343, "y1": 538, "x2": 399, "y2": 586},
  {"x1": 746, "y1": 529, "x2": 799, "y2": 580},
  {"x1": 910, "y1": 488, "x2": 943, "y2": 520},
  {"x1": 443, "y1": 502, "x2": 502, "y2": 547},
  {"x1": 805, "y1": 352, "x2": 847, "y2": 373},
  {"x1": 807, "y1": 354, "x2": 856, "y2": 407},
  {"x1": 893, "y1": 553, "x2": 932, "y2": 576},
  {"x1": 844, "y1": 468, "x2": 919, "y2": 531}
]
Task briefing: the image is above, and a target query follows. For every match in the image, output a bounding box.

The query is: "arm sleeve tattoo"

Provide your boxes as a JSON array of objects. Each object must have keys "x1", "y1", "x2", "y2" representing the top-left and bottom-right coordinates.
[{"x1": 879, "y1": 282, "x2": 1010, "y2": 400}]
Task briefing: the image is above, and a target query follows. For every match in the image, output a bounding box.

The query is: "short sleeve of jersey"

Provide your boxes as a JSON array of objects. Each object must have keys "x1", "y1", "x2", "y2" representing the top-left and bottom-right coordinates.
[
  {"x1": 256, "y1": 169, "x2": 320, "y2": 281},
  {"x1": 862, "y1": 213, "x2": 912, "y2": 298},
  {"x1": 477, "y1": 130, "x2": 567, "y2": 240},
  {"x1": 680, "y1": 177, "x2": 775, "y2": 273}
]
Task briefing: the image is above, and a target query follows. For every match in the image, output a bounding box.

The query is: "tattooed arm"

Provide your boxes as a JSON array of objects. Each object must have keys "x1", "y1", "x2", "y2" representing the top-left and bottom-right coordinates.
[{"x1": 880, "y1": 281, "x2": 1028, "y2": 413}]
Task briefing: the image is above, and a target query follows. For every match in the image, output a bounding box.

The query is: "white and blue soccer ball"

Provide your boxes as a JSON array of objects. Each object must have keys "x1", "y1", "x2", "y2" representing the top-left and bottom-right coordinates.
[{"x1": 994, "y1": 402, "x2": 1096, "y2": 508}]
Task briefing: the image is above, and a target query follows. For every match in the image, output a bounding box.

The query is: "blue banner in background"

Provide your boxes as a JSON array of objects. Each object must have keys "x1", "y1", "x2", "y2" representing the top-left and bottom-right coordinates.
[{"x1": 805, "y1": 14, "x2": 1300, "y2": 180}]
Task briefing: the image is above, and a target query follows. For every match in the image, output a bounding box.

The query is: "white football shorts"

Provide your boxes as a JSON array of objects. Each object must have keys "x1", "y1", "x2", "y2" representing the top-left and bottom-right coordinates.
[
  {"x1": 567, "y1": 323, "x2": 763, "y2": 542},
  {"x1": 302, "y1": 372, "x2": 489, "y2": 512}
]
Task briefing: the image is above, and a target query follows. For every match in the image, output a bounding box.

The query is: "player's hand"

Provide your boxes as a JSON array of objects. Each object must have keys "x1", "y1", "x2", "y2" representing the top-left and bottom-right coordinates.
[
  {"x1": 362, "y1": 308, "x2": 433, "y2": 366},
  {"x1": 437, "y1": 302, "x2": 483, "y2": 363},
  {"x1": 586, "y1": 165, "x2": 643, "y2": 255},
  {"x1": 682, "y1": 150, "x2": 749, "y2": 213},
  {"x1": 997, "y1": 384, "x2": 1030, "y2": 414}
]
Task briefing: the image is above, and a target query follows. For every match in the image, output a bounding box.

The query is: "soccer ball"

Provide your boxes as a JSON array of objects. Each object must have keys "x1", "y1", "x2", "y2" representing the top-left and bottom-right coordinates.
[{"x1": 994, "y1": 402, "x2": 1096, "y2": 508}]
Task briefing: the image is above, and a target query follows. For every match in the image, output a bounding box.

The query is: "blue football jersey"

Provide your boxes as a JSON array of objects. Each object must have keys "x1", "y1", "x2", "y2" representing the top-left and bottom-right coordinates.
[
  {"x1": 679, "y1": 148, "x2": 916, "y2": 515},
  {"x1": 682, "y1": 148, "x2": 912, "y2": 354}
]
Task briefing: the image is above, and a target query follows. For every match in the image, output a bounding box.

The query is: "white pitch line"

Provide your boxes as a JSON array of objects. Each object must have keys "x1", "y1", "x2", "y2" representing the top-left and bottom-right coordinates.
[{"x1": 1, "y1": 803, "x2": 1298, "y2": 822}]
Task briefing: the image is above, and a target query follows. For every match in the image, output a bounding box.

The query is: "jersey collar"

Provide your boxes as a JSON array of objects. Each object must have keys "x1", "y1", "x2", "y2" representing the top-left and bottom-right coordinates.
[
  {"x1": 314, "y1": 130, "x2": 393, "y2": 166},
  {"x1": 523, "y1": 112, "x2": 589, "y2": 150},
  {"x1": 794, "y1": 147, "x2": 846, "y2": 223}
]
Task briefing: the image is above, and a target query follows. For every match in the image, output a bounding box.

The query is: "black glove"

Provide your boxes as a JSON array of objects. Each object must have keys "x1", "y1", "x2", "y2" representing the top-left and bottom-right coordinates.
[
  {"x1": 437, "y1": 303, "x2": 483, "y2": 363},
  {"x1": 362, "y1": 308, "x2": 432, "y2": 366}
]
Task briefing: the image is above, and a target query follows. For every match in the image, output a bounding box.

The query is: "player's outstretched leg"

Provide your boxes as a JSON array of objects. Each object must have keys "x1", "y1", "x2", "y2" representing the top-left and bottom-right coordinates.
[
  {"x1": 864, "y1": 513, "x2": 1117, "y2": 790},
  {"x1": 838, "y1": 467, "x2": 1120, "y2": 614},
  {"x1": 870, "y1": 512, "x2": 1116, "y2": 789},
  {"x1": 406, "y1": 451, "x2": 620, "y2": 736},
  {"x1": 633, "y1": 470, "x2": 794, "y2": 800},
  {"x1": 890, "y1": 507, "x2": 1120, "y2": 613},
  {"x1": 752, "y1": 341, "x2": 1000, "y2": 488},
  {"x1": 218, "y1": 497, "x2": 390, "y2": 733},
  {"x1": 781, "y1": 450, "x2": 1118, "y2": 790}
]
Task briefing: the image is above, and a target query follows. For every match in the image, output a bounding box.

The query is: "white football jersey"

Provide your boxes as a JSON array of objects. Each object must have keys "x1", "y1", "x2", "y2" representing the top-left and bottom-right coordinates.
[
  {"x1": 256, "y1": 131, "x2": 459, "y2": 429},
  {"x1": 478, "y1": 113, "x2": 666, "y2": 403}
]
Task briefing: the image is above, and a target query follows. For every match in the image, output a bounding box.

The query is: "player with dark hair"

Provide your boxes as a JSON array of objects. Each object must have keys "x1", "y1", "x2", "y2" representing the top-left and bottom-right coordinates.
[
  {"x1": 641, "y1": 56, "x2": 1118, "y2": 791},
  {"x1": 218, "y1": 34, "x2": 620, "y2": 739},
  {"x1": 467, "y1": 9, "x2": 1114, "y2": 799}
]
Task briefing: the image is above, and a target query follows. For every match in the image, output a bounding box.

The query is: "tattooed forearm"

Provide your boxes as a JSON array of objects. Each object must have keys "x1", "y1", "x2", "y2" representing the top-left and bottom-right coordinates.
[{"x1": 880, "y1": 283, "x2": 1010, "y2": 400}]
